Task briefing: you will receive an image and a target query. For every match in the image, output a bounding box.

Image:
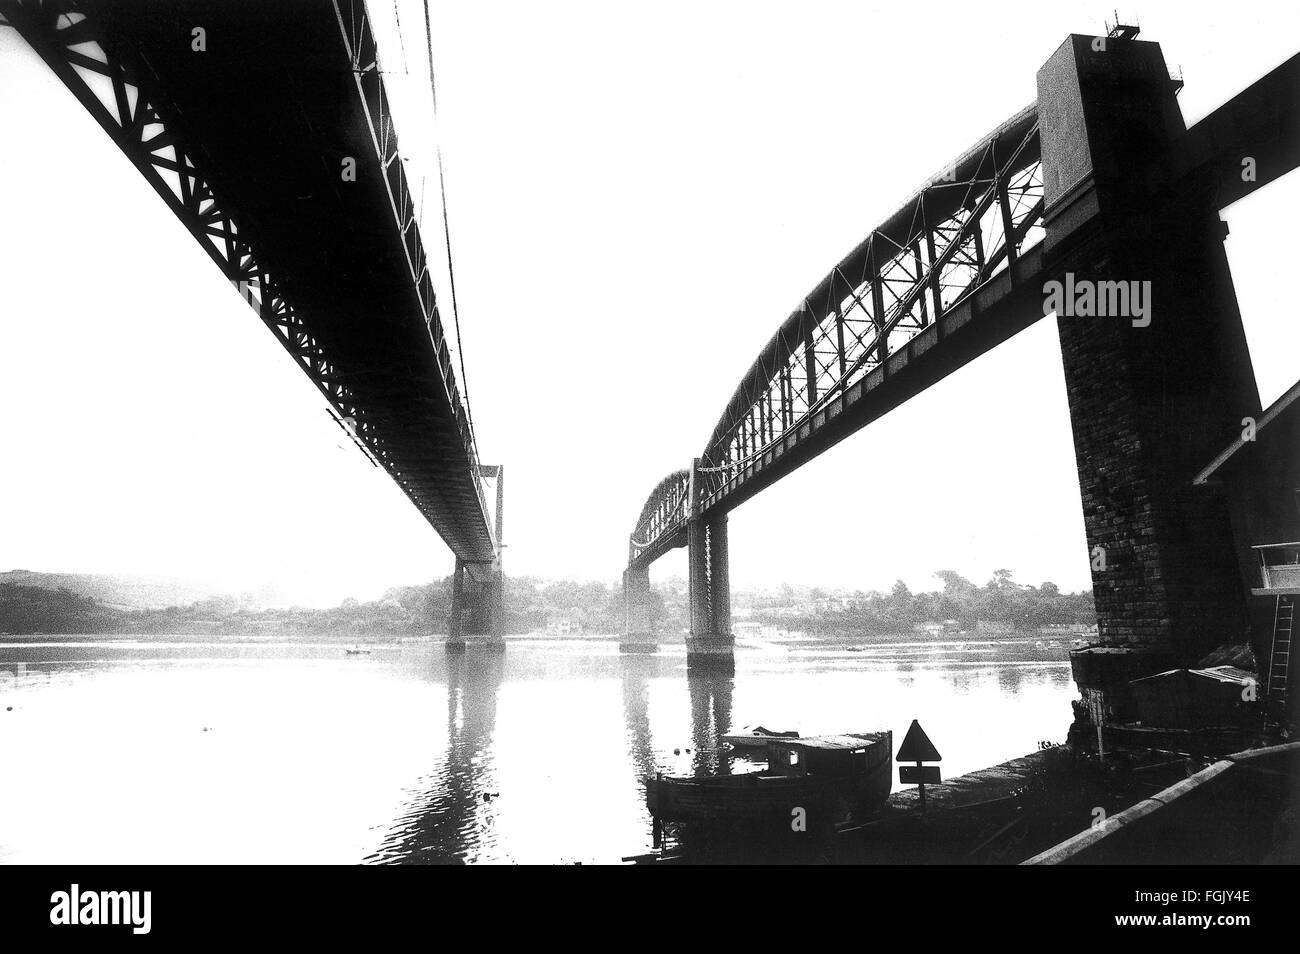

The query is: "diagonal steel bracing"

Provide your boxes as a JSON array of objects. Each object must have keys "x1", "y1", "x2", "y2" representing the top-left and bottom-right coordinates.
[
  {"x1": 627, "y1": 47, "x2": 1300, "y2": 572},
  {"x1": 5, "y1": 0, "x2": 498, "y2": 562}
]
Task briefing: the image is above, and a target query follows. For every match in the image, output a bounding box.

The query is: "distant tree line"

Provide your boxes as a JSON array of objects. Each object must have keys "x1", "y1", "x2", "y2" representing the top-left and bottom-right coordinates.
[
  {"x1": 0, "y1": 577, "x2": 636, "y2": 637},
  {"x1": 750, "y1": 570, "x2": 1095, "y2": 637},
  {"x1": 1, "y1": 569, "x2": 1091, "y2": 639}
]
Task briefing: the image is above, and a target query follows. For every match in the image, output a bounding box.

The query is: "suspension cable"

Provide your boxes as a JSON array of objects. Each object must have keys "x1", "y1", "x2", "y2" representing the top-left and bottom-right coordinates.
[
  {"x1": 390, "y1": 0, "x2": 409, "y2": 74},
  {"x1": 419, "y1": 0, "x2": 477, "y2": 444}
]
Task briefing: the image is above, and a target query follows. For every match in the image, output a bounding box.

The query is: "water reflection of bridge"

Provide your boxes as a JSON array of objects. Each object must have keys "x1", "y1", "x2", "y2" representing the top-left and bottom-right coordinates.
[
  {"x1": 369, "y1": 650, "x2": 738, "y2": 860},
  {"x1": 367, "y1": 644, "x2": 1078, "y2": 860},
  {"x1": 619, "y1": 655, "x2": 736, "y2": 781},
  {"x1": 368, "y1": 652, "x2": 504, "y2": 865}
]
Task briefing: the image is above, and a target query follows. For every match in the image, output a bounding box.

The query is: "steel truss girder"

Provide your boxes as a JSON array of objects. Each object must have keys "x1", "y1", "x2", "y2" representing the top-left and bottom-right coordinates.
[
  {"x1": 627, "y1": 106, "x2": 1045, "y2": 567},
  {"x1": 628, "y1": 469, "x2": 689, "y2": 568},
  {"x1": 635, "y1": 48, "x2": 1300, "y2": 570},
  {"x1": 704, "y1": 117, "x2": 1044, "y2": 502},
  {"x1": 5, "y1": 0, "x2": 499, "y2": 559}
]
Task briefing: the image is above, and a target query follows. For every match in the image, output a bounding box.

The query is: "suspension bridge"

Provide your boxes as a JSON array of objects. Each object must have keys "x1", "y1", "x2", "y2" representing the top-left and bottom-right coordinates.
[{"x1": 2, "y1": 0, "x2": 506, "y2": 645}]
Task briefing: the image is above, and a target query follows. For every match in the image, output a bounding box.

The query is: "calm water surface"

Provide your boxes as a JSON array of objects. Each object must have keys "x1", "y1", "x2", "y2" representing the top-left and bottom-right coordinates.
[{"x1": 0, "y1": 637, "x2": 1074, "y2": 863}]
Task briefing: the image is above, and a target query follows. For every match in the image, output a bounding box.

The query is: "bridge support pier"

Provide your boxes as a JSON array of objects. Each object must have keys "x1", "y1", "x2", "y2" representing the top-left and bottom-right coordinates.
[
  {"x1": 620, "y1": 566, "x2": 658, "y2": 654},
  {"x1": 445, "y1": 466, "x2": 507, "y2": 654},
  {"x1": 1037, "y1": 34, "x2": 1261, "y2": 733},
  {"x1": 445, "y1": 557, "x2": 468, "y2": 653},
  {"x1": 445, "y1": 557, "x2": 506, "y2": 653},
  {"x1": 687, "y1": 460, "x2": 734, "y2": 671}
]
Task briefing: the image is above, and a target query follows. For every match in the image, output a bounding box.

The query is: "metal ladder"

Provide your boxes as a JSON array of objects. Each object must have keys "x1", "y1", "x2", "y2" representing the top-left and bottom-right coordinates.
[{"x1": 1267, "y1": 595, "x2": 1295, "y2": 702}]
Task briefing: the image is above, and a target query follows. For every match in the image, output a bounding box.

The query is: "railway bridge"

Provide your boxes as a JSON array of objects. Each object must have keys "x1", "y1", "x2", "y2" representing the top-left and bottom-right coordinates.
[{"x1": 624, "y1": 27, "x2": 1300, "y2": 734}]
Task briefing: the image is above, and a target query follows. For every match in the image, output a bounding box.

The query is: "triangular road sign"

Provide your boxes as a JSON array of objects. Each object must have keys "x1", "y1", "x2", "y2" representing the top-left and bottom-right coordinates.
[{"x1": 897, "y1": 719, "x2": 942, "y2": 762}]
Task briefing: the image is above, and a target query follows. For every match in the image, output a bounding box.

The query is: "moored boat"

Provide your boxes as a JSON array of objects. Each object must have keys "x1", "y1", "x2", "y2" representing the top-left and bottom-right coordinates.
[
  {"x1": 648, "y1": 730, "x2": 893, "y2": 832},
  {"x1": 720, "y1": 725, "x2": 800, "y2": 750}
]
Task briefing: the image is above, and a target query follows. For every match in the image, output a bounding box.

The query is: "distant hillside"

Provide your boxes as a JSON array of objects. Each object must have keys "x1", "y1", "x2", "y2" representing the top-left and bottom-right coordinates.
[
  {"x1": 0, "y1": 569, "x2": 1095, "y2": 641},
  {"x1": 0, "y1": 570, "x2": 215, "y2": 610},
  {"x1": 0, "y1": 584, "x2": 126, "y2": 634}
]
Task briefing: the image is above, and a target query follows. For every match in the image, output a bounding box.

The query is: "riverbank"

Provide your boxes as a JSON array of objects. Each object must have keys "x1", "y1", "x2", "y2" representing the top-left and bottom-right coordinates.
[{"x1": 640, "y1": 740, "x2": 1297, "y2": 864}]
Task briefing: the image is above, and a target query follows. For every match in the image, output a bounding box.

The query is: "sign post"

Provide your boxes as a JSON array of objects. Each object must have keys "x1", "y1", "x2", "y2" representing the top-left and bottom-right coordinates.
[{"x1": 897, "y1": 719, "x2": 942, "y2": 812}]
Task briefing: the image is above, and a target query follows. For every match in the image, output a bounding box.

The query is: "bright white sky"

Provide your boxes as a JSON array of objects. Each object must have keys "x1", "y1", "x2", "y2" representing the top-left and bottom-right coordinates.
[{"x1": 1, "y1": 1, "x2": 1297, "y2": 606}]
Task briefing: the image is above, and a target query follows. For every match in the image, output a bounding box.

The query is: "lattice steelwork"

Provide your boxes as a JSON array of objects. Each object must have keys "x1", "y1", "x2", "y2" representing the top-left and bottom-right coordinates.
[
  {"x1": 703, "y1": 111, "x2": 1042, "y2": 498},
  {"x1": 5, "y1": 0, "x2": 498, "y2": 561},
  {"x1": 628, "y1": 470, "x2": 689, "y2": 566},
  {"x1": 628, "y1": 106, "x2": 1043, "y2": 566}
]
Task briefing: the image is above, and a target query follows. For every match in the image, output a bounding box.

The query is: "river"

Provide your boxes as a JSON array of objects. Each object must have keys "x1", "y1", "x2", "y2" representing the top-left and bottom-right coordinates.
[{"x1": 0, "y1": 636, "x2": 1076, "y2": 864}]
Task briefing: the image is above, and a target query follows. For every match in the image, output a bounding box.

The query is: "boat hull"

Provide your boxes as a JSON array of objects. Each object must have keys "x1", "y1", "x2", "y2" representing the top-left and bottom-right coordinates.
[{"x1": 648, "y1": 731, "x2": 893, "y2": 831}]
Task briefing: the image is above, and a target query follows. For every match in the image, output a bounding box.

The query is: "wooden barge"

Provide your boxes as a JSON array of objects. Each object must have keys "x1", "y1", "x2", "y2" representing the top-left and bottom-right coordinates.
[{"x1": 647, "y1": 731, "x2": 893, "y2": 833}]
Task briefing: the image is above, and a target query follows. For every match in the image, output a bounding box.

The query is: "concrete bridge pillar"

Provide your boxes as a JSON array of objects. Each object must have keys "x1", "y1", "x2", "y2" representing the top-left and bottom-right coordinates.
[
  {"x1": 686, "y1": 459, "x2": 734, "y2": 671},
  {"x1": 1037, "y1": 34, "x2": 1261, "y2": 728},
  {"x1": 620, "y1": 565, "x2": 658, "y2": 653},
  {"x1": 482, "y1": 570, "x2": 506, "y2": 653},
  {"x1": 445, "y1": 558, "x2": 506, "y2": 653},
  {"x1": 446, "y1": 556, "x2": 468, "y2": 653},
  {"x1": 445, "y1": 466, "x2": 507, "y2": 654}
]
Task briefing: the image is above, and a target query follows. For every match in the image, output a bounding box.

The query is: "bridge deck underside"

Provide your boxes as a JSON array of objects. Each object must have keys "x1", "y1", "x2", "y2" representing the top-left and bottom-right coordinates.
[{"x1": 82, "y1": 1, "x2": 493, "y2": 560}]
